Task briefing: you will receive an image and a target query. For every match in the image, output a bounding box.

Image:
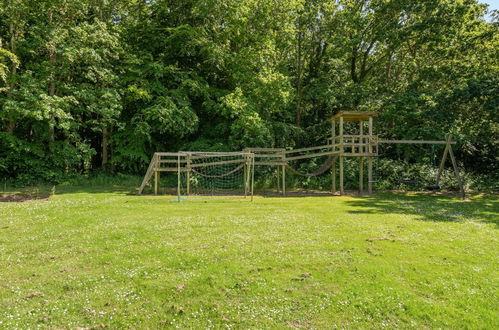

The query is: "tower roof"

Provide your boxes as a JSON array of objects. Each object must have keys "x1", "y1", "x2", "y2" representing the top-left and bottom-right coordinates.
[{"x1": 329, "y1": 111, "x2": 378, "y2": 122}]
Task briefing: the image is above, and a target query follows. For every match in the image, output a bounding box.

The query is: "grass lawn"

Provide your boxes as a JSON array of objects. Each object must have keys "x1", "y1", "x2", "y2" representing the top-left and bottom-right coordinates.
[{"x1": 0, "y1": 188, "x2": 498, "y2": 328}]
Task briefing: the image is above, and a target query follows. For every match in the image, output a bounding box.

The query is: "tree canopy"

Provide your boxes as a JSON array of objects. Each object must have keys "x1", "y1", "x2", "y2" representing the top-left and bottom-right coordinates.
[{"x1": 0, "y1": 0, "x2": 497, "y2": 186}]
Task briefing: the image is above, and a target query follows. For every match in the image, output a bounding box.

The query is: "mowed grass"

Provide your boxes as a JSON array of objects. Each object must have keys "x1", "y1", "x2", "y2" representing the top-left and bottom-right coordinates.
[{"x1": 0, "y1": 188, "x2": 498, "y2": 328}]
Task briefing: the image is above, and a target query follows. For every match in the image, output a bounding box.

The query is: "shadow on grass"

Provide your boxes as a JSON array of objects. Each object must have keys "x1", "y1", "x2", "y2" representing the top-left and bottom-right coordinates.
[
  {"x1": 2, "y1": 185, "x2": 136, "y2": 196},
  {"x1": 259, "y1": 189, "x2": 373, "y2": 198},
  {"x1": 345, "y1": 192, "x2": 499, "y2": 227}
]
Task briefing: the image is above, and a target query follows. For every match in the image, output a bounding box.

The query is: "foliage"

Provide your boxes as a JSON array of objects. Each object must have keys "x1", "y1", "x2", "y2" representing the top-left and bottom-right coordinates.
[{"x1": 0, "y1": 0, "x2": 497, "y2": 189}]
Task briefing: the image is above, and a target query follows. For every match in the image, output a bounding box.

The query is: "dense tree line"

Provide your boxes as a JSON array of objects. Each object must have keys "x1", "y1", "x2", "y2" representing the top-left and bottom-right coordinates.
[{"x1": 0, "y1": 0, "x2": 497, "y2": 186}]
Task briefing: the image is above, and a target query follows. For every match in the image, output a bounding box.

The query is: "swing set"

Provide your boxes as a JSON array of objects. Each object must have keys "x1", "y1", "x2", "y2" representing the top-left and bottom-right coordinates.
[{"x1": 383, "y1": 134, "x2": 465, "y2": 198}]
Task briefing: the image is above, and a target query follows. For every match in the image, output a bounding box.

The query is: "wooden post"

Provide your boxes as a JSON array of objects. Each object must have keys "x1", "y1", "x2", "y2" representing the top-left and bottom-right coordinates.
[
  {"x1": 438, "y1": 135, "x2": 465, "y2": 200},
  {"x1": 359, "y1": 157, "x2": 364, "y2": 194},
  {"x1": 332, "y1": 156, "x2": 336, "y2": 193},
  {"x1": 359, "y1": 120, "x2": 364, "y2": 194},
  {"x1": 281, "y1": 150, "x2": 286, "y2": 196},
  {"x1": 368, "y1": 117, "x2": 373, "y2": 195},
  {"x1": 359, "y1": 120, "x2": 364, "y2": 153},
  {"x1": 339, "y1": 116, "x2": 344, "y2": 195},
  {"x1": 154, "y1": 153, "x2": 159, "y2": 195},
  {"x1": 332, "y1": 119, "x2": 336, "y2": 148},
  {"x1": 251, "y1": 154, "x2": 255, "y2": 201},
  {"x1": 138, "y1": 153, "x2": 158, "y2": 195},
  {"x1": 332, "y1": 120, "x2": 336, "y2": 193},
  {"x1": 276, "y1": 166, "x2": 280, "y2": 193},
  {"x1": 158, "y1": 172, "x2": 161, "y2": 194},
  {"x1": 244, "y1": 154, "x2": 250, "y2": 197},
  {"x1": 186, "y1": 154, "x2": 191, "y2": 195},
  {"x1": 154, "y1": 170, "x2": 158, "y2": 195},
  {"x1": 244, "y1": 162, "x2": 247, "y2": 196},
  {"x1": 436, "y1": 135, "x2": 451, "y2": 186},
  {"x1": 243, "y1": 153, "x2": 248, "y2": 197},
  {"x1": 448, "y1": 143, "x2": 465, "y2": 200},
  {"x1": 177, "y1": 153, "x2": 181, "y2": 202}
]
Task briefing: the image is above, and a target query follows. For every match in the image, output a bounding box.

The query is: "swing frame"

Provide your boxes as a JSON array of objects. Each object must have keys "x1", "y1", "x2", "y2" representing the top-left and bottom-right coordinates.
[
  {"x1": 376, "y1": 134, "x2": 465, "y2": 199},
  {"x1": 327, "y1": 112, "x2": 465, "y2": 199}
]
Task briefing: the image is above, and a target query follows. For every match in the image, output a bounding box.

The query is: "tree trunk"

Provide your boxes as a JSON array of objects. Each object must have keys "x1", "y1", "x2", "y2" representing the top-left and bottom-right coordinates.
[
  {"x1": 295, "y1": 30, "x2": 304, "y2": 127},
  {"x1": 101, "y1": 126, "x2": 108, "y2": 167},
  {"x1": 48, "y1": 79, "x2": 56, "y2": 141},
  {"x1": 9, "y1": 23, "x2": 18, "y2": 77},
  {"x1": 350, "y1": 47, "x2": 358, "y2": 83},
  {"x1": 386, "y1": 51, "x2": 392, "y2": 84},
  {"x1": 6, "y1": 121, "x2": 15, "y2": 134},
  {"x1": 47, "y1": 10, "x2": 56, "y2": 142},
  {"x1": 48, "y1": 19, "x2": 56, "y2": 142},
  {"x1": 4, "y1": 23, "x2": 18, "y2": 134}
]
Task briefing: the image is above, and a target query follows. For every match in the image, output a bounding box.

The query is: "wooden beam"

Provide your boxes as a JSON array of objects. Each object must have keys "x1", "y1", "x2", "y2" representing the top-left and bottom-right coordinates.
[
  {"x1": 254, "y1": 161, "x2": 287, "y2": 166},
  {"x1": 155, "y1": 168, "x2": 189, "y2": 172},
  {"x1": 379, "y1": 139, "x2": 456, "y2": 145},
  {"x1": 155, "y1": 152, "x2": 185, "y2": 156},
  {"x1": 284, "y1": 144, "x2": 334, "y2": 154},
  {"x1": 189, "y1": 154, "x2": 247, "y2": 160},
  {"x1": 189, "y1": 159, "x2": 244, "y2": 168},
  {"x1": 436, "y1": 135, "x2": 451, "y2": 186},
  {"x1": 252, "y1": 154, "x2": 283, "y2": 158},
  {"x1": 341, "y1": 142, "x2": 375, "y2": 147},
  {"x1": 335, "y1": 153, "x2": 377, "y2": 157},
  {"x1": 243, "y1": 147, "x2": 286, "y2": 152},
  {"x1": 158, "y1": 159, "x2": 188, "y2": 164},
  {"x1": 138, "y1": 154, "x2": 158, "y2": 194},
  {"x1": 285, "y1": 151, "x2": 338, "y2": 161}
]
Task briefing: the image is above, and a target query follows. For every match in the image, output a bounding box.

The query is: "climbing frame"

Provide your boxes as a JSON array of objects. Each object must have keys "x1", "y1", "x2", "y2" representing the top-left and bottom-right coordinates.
[{"x1": 139, "y1": 111, "x2": 466, "y2": 199}]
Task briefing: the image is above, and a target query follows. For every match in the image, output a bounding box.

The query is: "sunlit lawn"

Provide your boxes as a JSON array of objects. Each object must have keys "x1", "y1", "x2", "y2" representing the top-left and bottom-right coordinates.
[{"x1": 0, "y1": 187, "x2": 498, "y2": 328}]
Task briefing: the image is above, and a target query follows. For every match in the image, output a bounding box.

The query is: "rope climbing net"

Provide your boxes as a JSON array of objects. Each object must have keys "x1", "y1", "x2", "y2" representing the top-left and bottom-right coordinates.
[{"x1": 177, "y1": 152, "x2": 255, "y2": 200}]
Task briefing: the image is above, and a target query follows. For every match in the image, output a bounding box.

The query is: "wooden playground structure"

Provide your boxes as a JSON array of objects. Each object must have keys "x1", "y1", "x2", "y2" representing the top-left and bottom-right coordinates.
[{"x1": 138, "y1": 111, "x2": 465, "y2": 199}]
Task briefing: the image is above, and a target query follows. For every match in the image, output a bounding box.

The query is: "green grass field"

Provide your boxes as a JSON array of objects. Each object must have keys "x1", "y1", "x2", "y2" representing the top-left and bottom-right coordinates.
[{"x1": 0, "y1": 188, "x2": 498, "y2": 328}]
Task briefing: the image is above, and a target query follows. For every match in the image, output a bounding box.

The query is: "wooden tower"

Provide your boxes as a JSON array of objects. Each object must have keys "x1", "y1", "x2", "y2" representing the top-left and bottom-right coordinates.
[{"x1": 329, "y1": 111, "x2": 378, "y2": 195}]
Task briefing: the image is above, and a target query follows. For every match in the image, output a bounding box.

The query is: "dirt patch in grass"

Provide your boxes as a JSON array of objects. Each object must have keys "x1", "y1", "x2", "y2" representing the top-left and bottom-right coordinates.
[{"x1": 0, "y1": 193, "x2": 50, "y2": 202}]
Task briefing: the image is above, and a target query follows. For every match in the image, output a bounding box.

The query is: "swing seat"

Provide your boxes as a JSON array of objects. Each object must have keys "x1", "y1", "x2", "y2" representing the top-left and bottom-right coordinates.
[
  {"x1": 426, "y1": 185, "x2": 441, "y2": 191},
  {"x1": 399, "y1": 179, "x2": 419, "y2": 185}
]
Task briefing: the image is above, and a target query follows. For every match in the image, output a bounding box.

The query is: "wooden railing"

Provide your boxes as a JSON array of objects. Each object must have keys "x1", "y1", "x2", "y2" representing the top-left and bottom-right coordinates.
[
  {"x1": 139, "y1": 137, "x2": 379, "y2": 195},
  {"x1": 328, "y1": 135, "x2": 378, "y2": 156}
]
